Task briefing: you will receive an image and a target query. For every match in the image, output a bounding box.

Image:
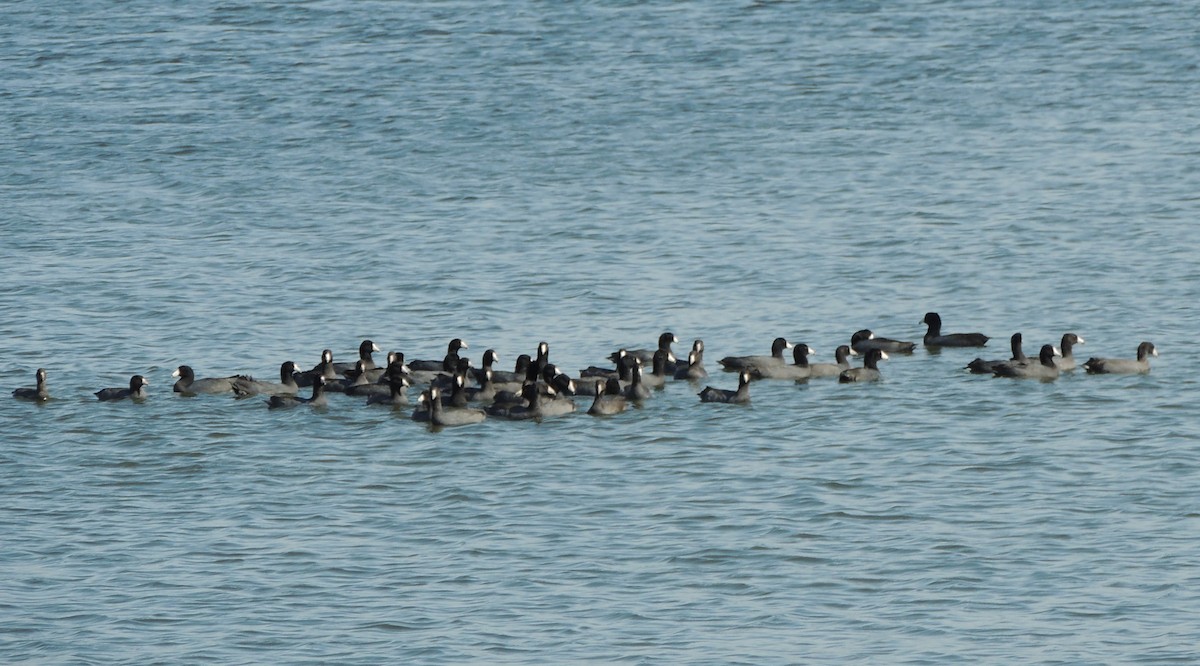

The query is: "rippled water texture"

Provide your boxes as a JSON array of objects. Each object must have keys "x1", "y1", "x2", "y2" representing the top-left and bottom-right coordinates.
[{"x1": 3, "y1": 1, "x2": 1199, "y2": 663}]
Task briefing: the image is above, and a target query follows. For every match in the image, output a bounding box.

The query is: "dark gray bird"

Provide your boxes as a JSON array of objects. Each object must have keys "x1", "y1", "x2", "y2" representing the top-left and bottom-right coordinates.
[
  {"x1": 718, "y1": 337, "x2": 793, "y2": 371},
  {"x1": 674, "y1": 349, "x2": 708, "y2": 381},
  {"x1": 428, "y1": 385, "x2": 486, "y2": 427},
  {"x1": 95, "y1": 375, "x2": 150, "y2": 402},
  {"x1": 639, "y1": 349, "x2": 671, "y2": 390},
  {"x1": 699, "y1": 370, "x2": 752, "y2": 404},
  {"x1": 13, "y1": 368, "x2": 50, "y2": 402},
  {"x1": 408, "y1": 338, "x2": 469, "y2": 373},
  {"x1": 993, "y1": 344, "x2": 1060, "y2": 380},
  {"x1": 1083, "y1": 341, "x2": 1157, "y2": 374},
  {"x1": 296, "y1": 349, "x2": 338, "y2": 387},
  {"x1": 850, "y1": 329, "x2": 916, "y2": 354},
  {"x1": 334, "y1": 339, "x2": 383, "y2": 376},
  {"x1": 750, "y1": 344, "x2": 816, "y2": 380},
  {"x1": 806, "y1": 345, "x2": 858, "y2": 379},
  {"x1": 588, "y1": 378, "x2": 628, "y2": 416},
  {"x1": 267, "y1": 375, "x2": 328, "y2": 409},
  {"x1": 610, "y1": 332, "x2": 679, "y2": 367},
  {"x1": 623, "y1": 363, "x2": 652, "y2": 402},
  {"x1": 967, "y1": 333, "x2": 1028, "y2": 374},
  {"x1": 839, "y1": 349, "x2": 889, "y2": 383},
  {"x1": 231, "y1": 361, "x2": 301, "y2": 398},
  {"x1": 366, "y1": 371, "x2": 410, "y2": 408},
  {"x1": 172, "y1": 365, "x2": 248, "y2": 395},
  {"x1": 1055, "y1": 333, "x2": 1086, "y2": 371},
  {"x1": 921, "y1": 312, "x2": 989, "y2": 347}
]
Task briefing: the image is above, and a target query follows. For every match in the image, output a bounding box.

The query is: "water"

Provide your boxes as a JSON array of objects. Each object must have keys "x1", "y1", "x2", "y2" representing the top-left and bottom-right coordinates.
[{"x1": 3, "y1": 0, "x2": 1199, "y2": 662}]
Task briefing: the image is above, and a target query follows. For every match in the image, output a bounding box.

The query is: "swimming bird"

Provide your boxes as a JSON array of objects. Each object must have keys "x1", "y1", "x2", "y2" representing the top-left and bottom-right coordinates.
[
  {"x1": 966, "y1": 333, "x2": 1028, "y2": 374},
  {"x1": 806, "y1": 345, "x2": 858, "y2": 378},
  {"x1": 366, "y1": 371, "x2": 410, "y2": 408},
  {"x1": 537, "y1": 383, "x2": 576, "y2": 418},
  {"x1": 362, "y1": 351, "x2": 405, "y2": 383},
  {"x1": 611, "y1": 332, "x2": 679, "y2": 366},
  {"x1": 992, "y1": 344, "x2": 1060, "y2": 380},
  {"x1": 296, "y1": 349, "x2": 338, "y2": 387},
  {"x1": 491, "y1": 361, "x2": 543, "y2": 406},
  {"x1": 1082, "y1": 341, "x2": 1158, "y2": 374},
  {"x1": 850, "y1": 329, "x2": 916, "y2": 354},
  {"x1": 674, "y1": 349, "x2": 708, "y2": 381},
  {"x1": 921, "y1": 312, "x2": 989, "y2": 347},
  {"x1": 172, "y1": 365, "x2": 248, "y2": 395},
  {"x1": 428, "y1": 385, "x2": 486, "y2": 427},
  {"x1": 12, "y1": 368, "x2": 49, "y2": 402},
  {"x1": 267, "y1": 374, "x2": 327, "y2": 409},
  {"x1": 718, "y1": 337, "x2": 793, "y2": 371},
  {"x1": 639, "y1": 349, "x2": 671, "y2": 390},
  {"x1": 839, "y1": 349, "x2": 888, "y2": 383},
  {"x1": 411, "y1": 389, "x2": 433, "y2": 422},
  {"x1": 749, "y1": 344, "x2": 816, "y2": 380},
  {"x1": 334, "y1": 339, "x2": 383, "y2": 376},
  {"x1": 343, "y1": 359, "x2": 393, "y2": 397},
  {"x1": 471, "y1": 349, "x2": 501, "y2": 385},
  {"x1": 491, "y1": 353, "x2": 532, "y2": 389},
  {"x1": 1055, "y1": 333, "x2": 1085, "y2": 371},
  {"x1": 231, "y1": 361, "x2": 301, "y2": 398},
  {"x1": 408, "y1": 338, "x2": 468, "y2": 373},
  {"x1": 588, "y1": 378, "x2": 628, "y2": 416},
  {"x1": 699, "y1": 370, "x2": 752, "y2": 403},
  {"x1": 581, "y1": 349, "x2": 634, "y2": 380},
  {"x1": 567, "y1": 372, "x2": 608, "y2": 397},
  {"x1": 435, "y1": 372, "x2": 471, "y2": 409},
  {"x1": 665, "y1": 338, "x2": 702, "y2": 374},
  {"x1": 532, "y1": 341, "x2": 551, "y2": 375},
  {"x1": 486, "y1": 383, "x2": 571, "y2": 420},
  {"x1": 623, "y1": 363, "x2": 652, "y2": 402},
  {"x1": 95, "y1": 375, "x2": 150, "y2": 402},
  {"x1": 485, "y1": 382, "x2": 536, "y2": 419},
  {"x1": 431, "y1": 357, "x2": 473, "y2": 393},
  {"x1": 464, "y1": 367, "x2": 499, "y2": 403},
  {"x1": 669, "y1": 339, "x2": 705, "y2": 375}
]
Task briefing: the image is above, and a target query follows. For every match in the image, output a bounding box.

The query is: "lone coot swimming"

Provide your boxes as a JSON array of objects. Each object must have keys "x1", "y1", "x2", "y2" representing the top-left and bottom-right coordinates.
[
  {"x1": 13, "y1": 368, "x2": 50, "y2": 402},
  {"x1": 921, "y1": 312, "x2": 989, "y2": 347}
]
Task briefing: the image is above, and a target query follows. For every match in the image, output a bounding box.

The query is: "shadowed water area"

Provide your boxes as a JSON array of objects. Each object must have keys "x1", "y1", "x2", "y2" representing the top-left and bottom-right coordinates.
[{"x1": 3, "y1": 0, "x2": 1199, "y2": 663}]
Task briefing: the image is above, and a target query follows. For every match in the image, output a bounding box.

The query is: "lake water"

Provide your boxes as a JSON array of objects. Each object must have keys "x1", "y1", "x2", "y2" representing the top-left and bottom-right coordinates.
[{"x1": 3, "y1": 0, "x2": 1199, "y2": 663}]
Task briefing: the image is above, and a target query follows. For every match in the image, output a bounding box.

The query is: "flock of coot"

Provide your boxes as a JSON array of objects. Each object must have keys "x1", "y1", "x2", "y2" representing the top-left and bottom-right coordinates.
[{"x1": 11, "y1": 313, "x2": 1159, "y2": 427}]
